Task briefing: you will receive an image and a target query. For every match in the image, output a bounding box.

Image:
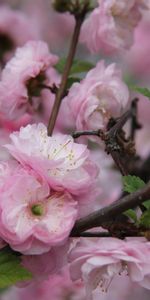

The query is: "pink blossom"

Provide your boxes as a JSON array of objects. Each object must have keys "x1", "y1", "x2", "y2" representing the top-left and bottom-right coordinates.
[
  {"x1": 37, "y1": 89, "x2": 74, "y2": 132},
  {"x1": 80, "y1": 0, "x2": 148, "y2": 54},
  {"x1": 6, "y1": 123, "x2": 98, "y2": 195},
  {"x1": 21, "y1": 0, "x2": 74, "y2": 49},
  {"x1": 0, "y1": 113, "x2": 33, "y2": 132},
  {"x1": 0, "y1": 238, "x2": 6, "y2": 250},
  {"x1": 140, "y1": 0, "x2": 150, "y2": 9},
  {"x1": 0, "y1": 164, "x2": 77, "y2": 254},
  {"x1": 2, "y1": 40, "x2": 58, "y2": 81},
  {"x1": 2, "y1": 273, "x2": 150, "y2": 300},
  {"x1": 125, "y1": 17, "x2": 150, "y2": 79},
  {"x1": 0, "y1": 128, "x2": 11, "y2": 161},
  {"x1": 0, "y1": 5, "x2": 38, "y2": 63},
  {"x1": 91, "y1": 150, "x2": 122, "y2": 206},
  {"x1": 21, "y1": 243, "x2": 69, "y2": 282},
  {"x1": 0, "y1": 41, "x2": 59, "y2": 120},
  {"x1": 69, "y1": 238, "x2": 150, "y2": 299},
  {"x1": 3, "y1": 267, "x2": 85, "y2": 300},
  {"x1": 65, "y1": 61, "x2": 129, "y2": 134},
  {"x1": 135, "y1": 96, "x2": 150, "y2": 158},
  {"x1": 0, "y1": 160, "x2": 22, "y2": 191}
]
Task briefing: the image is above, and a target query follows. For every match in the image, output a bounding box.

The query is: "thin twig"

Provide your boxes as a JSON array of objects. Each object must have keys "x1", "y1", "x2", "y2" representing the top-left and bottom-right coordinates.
[
  {"x1": 39, "y1": 84, "x2": 58, "y2": 94},
  {"x1": 47, "y1": 12, "x2": 86, "y2": 136},
  {"x1": 71, "y1": 181, "x2": 150, "y2": 235},
  {"x1": 72, "y1": 129, "x2": 104, "y2": 139}
]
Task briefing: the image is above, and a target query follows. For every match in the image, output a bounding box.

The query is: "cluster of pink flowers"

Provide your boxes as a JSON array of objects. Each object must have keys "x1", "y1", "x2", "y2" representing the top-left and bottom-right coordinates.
[
  {"x1": 0, "y1": 1, "x2": 149, "y2": 300},
  {"x1": 0, "y1": 123, "x2": 98, "y2": 255}
]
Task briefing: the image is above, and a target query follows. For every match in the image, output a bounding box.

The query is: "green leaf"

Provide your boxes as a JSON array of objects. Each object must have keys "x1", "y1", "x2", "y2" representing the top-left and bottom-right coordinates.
[
  {"x1": 123, "y1": 209, "x2": 137, "y2": 222},
  {"x1": 0, "y1": 248, "x2": 32, "y2": 288},
  {"x1": 143, "y1": 200, "x2": 150, "y2": 210},
  {"x1": 67, "y1": 77, "x2": 80, "y2": 89},
  {"x1": 55, "y1": 58, "x2": 66, "y2": 74},
  {"x1": 124, "y1": 74, "x2": 136, "y2": 88},
  {"x1": 139, "y1": 209, "x2": 150, "y2": 228},
  {"x1": 122, "y1": 175, "x2": 145, "y2": 194},
  {"x1": 55, "y1": 58, "x2": 94, "y2": 75},
  {"x1": 70, "y1": 60, "x2": 94, "y2": 75},
  {"x1": 131, "y1": 86, "x2": 150, "y2": 98}
]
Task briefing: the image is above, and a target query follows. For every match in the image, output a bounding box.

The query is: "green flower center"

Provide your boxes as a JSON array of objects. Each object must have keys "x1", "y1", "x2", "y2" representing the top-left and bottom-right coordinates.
[{"x1": 31, "y1": 204, "x2": 44, "y2": 216}]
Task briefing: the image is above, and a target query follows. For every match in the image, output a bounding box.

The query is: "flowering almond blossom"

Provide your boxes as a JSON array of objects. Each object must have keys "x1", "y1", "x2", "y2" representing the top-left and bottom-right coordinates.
[
  {"x1": 125, "y1": 18, "x2": 150, "y2": 79},
  {"x1": 2, "y1": 270, "x2": 150, "y2": 300},
  {"x1": 1, "y1": 40, "x2": 58, "y2": 82},
  {"x1": 80, "y1": 0, "x2": 149, "y2": 54},
  {"x1": 0, "y1": 128, "x2": 10, "y2": 161},
  {"x1": 0, "y1": 164, "x2": 77, "y2": 255},
  {"x1": 0, "y1": 0, "x2": 150, "y2": 296},
  {"x1": 6, "y1": 123, "x2": 99, "y2": 195},
  {"x1": 21, "y1": 243, "x2": 70, "y2": 282},
  {"x1": 2, "y1": 267, "x2": 86, "y2": 300},
  {"x1": 0, "y1": 41, "x2": 59, "y2": 120},
  {"x1": 21, "y1": 0, "x2": 75, "y2": 49},
  {"x1": 69, "y1": 238, "x2": 150, "y2": 299},
  {"x1": 0, "y1": 5, "x2": 38, "y2": 64},
  {"x1": 65, "y1": 61, "x2": 129, "y2": 133}
]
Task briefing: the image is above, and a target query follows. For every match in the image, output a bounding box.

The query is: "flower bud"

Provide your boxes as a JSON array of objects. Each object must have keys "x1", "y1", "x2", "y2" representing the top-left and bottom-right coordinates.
[
  {"x1": 52, "y1": 0, "x2": 92, "y2": 16},
  {"x1": 52, "y1": 0, "x2": 70, "y2": 13}
]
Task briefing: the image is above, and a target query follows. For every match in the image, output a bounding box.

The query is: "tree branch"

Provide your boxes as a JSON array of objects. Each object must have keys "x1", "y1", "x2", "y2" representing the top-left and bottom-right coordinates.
[
  {"x1": 130, "y1": 98, "x2": 141, "y2": 140},
  {"x1": 71, "y1": 181, "x2": 150, "y2": 235},
  {"x1": 73, "y1": 109, "x2": 133, "y2": 175},
  {"x1": 72, "y1": 231, "x2": 144, "y2": 238},
  {"x1": 72, "y1": 129, "x2": 104, "y2": 139},
  {"x1": 74, "y1": 232, "x2": 111, "y2": 237}
]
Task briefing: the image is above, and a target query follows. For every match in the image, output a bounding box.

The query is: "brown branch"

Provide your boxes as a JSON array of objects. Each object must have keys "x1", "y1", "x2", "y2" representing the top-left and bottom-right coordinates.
[
  {"x1": 72, "y1": 129, "x2": 104, "y2": 139},
  {"x1": 72, "y1": 231, "x2": 144, "y2": 238},
  {"x1": 104, "y1": 110, "x2": 133, "y2": 176},
  {"x1": 130, "y1": 98, "x2": 141, "y2": 141},
  {"x1": 73, "y1": 109, "x2": 133, "y2": 175},
  {"x1": 71, "y1": 181, "x2": 150, "y2": 235},
  {"x1": 107, "y1": 110, "x2": 132, "y2": 138},
  {"x1": 74, "y1": 232, "x2": 111, "y2": 237},
  {"x1": 47, "y1": 9, "x2": 87, "y2": 136}
]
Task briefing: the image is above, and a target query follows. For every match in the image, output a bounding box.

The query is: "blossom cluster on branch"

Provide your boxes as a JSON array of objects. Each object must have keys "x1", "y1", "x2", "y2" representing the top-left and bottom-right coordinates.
[{"x1": 0, "y1": 1, "x2": 150, "y2": 300}]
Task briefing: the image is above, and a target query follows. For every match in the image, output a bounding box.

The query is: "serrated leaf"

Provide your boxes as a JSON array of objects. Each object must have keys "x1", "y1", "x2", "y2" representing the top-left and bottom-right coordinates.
[
  {"x1": 122, "y1": 175, "x2": 145, "y2": 194},
  {"x1": 123, "y1": 209, "x2": 137, "y2": 222},
  {"x1": 139, "y1": 209, "x2": 150, "y2": 228},
  {"x1": 131, "y1": 86, "x2": 150, "y2": 98},
  {"x1": 55, "y1": 58, "x2": 94, "y2": 75},
  {"x1": 0, "y1": 248, "x2": 32, "y2": 288}
]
